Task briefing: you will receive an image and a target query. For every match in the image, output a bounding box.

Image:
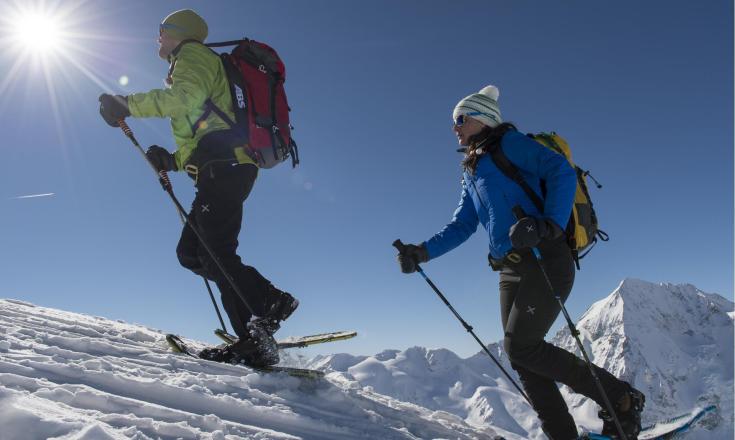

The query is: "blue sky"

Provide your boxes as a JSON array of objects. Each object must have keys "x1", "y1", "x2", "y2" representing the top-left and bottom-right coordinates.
[{"x1": 1, "y1": 0, "x2": 732, "y2": 358}]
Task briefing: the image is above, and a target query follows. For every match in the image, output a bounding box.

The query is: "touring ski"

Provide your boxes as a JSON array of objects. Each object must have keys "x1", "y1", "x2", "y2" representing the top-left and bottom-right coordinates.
[
  {"x1": 165, "y1": 333, "x2": 325, "y2": 379},
  {"x1": 214, "y1": 328, "x2": 357, "y2": 349},
  {"x1": 580, "y1": 405, "x2": 717, "y2": 440}
]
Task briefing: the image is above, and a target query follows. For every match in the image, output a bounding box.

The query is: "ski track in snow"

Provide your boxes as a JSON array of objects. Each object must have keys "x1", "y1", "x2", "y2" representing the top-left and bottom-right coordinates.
[{"x1": 0, "y1": 299, "x2": 499, "y2": 440}]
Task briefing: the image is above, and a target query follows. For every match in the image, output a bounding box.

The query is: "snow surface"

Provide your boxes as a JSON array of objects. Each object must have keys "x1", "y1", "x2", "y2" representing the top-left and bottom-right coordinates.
[
  {"x1": 0, "y1": 299, "x2": 501, "y2": 439},
  {"x1": 1, "y1": 279, "x2": 732, "y2": 439}
]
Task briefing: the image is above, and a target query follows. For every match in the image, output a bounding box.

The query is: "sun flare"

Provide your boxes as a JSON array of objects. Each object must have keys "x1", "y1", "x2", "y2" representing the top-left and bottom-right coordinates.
[
  {"x1": 0, "y1": 1, "x2": 119, "y2": 135},
  {"x1": 12, "y1": 11, "x2": 64, "y2": 54}
]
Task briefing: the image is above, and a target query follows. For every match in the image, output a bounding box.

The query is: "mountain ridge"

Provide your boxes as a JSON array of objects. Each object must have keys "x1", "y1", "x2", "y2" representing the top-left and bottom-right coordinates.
[{"x1": 313, "y1": 279, "x2": 733, "y2": 439}]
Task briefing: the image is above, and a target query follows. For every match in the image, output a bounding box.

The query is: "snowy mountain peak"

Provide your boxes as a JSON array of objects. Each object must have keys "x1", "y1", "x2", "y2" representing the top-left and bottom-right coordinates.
[
  {"x1": 573, "y1": 278, "x2": 733, "y2": 341},
  {"x1": 552, "y1": 280, "x2": 733, "y2": 437},
  {"x1": 314, "y1": 279, "x2": 733, "y2": 439}
]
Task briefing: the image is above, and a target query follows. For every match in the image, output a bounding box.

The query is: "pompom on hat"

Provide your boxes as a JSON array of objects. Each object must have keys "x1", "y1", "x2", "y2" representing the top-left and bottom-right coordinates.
[
  {"x1": 452, "y1": 85, "x2": 503, "y2": 128},
  {"x1": 160, "y1": 9, "x2": 208, "y2": 43}
]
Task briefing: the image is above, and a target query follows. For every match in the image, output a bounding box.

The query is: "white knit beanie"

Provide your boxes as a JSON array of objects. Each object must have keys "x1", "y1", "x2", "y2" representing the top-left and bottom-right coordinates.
[{"x1": 452, "y1": 85, "x2": 502, "y2": 128}]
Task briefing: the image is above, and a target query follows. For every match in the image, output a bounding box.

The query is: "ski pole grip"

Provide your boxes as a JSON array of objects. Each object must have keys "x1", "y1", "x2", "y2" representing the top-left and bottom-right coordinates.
[
  {"x1": 512, "y1": 205, "x2": 527, "y2": 221},
  {"x1": 392, "y1": 239, "x2": 405, "y2": 253},
  {"x1": 118, "y1": 119, "x2": 133, "y2": 138}
]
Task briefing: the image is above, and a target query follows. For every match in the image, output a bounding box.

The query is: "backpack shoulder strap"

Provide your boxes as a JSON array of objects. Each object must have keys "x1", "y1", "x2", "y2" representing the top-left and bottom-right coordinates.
[
  {"x1": 166, "y1": 39, "x2": 216, "y2": 84},
  {"x1": 487, "y1": 142, "x2": 545, "y2": 213},
  {"x1": 205, "y1": 39, "x2": 249, "y2": 48}
]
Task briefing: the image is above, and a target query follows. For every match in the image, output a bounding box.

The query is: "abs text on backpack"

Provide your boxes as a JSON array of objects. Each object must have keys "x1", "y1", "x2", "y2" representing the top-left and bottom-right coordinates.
[
  {"x1": 206, "y1": 39, "x2": 298, "y2": 169},
  {"x1": 489, "y1": 132, "x2": 608, "y2": 267}
]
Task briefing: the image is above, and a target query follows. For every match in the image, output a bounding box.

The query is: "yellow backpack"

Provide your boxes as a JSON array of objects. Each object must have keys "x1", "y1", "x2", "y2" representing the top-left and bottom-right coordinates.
[{"x1": 489, "y1": 132, "x2": 608, "y2": 267}]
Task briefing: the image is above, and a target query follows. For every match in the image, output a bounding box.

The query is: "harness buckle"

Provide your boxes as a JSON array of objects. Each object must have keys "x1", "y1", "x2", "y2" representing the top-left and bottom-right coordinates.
[
  {"x1": 184, "y1": 164, "x2": 199, "y2": 184},
  {"x1": 506, "y1": 252, "x2": 522, "y2": 264}
]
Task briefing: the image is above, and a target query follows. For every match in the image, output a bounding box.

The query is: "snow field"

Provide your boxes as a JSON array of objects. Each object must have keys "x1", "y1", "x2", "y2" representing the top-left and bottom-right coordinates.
[
  {"x1": 1, "y1": 278, "x2": 732, "y2": 440},
  {"x1": 0, "y1": 299, "x2": 499, "y2": 439}
]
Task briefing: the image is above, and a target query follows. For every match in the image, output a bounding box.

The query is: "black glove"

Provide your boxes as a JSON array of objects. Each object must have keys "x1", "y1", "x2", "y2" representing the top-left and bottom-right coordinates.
[
  {"x1": 509, "y1": 216, "x2": 562, "y2": 249},
  {"x1": 98, "y1": 94, "x2": 130, "y2": 127},
  {"x1": 146, "y1": 145, "x2": 178, "y2": 172},
  {"x1": 397, "y1": 243, "x2": 429, "y2": 274}
]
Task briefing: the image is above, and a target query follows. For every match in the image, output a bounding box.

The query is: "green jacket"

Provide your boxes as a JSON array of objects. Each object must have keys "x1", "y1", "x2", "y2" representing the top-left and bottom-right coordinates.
[{"x1": 127, "y1": 41, "x2": 254, "y2": 170}]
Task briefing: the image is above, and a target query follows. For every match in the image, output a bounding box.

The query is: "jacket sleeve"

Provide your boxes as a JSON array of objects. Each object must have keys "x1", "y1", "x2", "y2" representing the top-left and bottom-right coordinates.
[
  {"x1": 503, "y1": 132, "x2": 577, "y2": 229},
  {"x1": 423, "y1": 180, "x2": 479, "y2": 260},
  {"x1": 127, "y1": 46, "x2": 213, "y2": 119}
]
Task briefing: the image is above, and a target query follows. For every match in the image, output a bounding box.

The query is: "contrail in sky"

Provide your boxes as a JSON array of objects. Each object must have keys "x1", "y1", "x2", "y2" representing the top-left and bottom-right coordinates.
[{"x1": 13, "y1": 193, "x2": 55, "y2": 199}]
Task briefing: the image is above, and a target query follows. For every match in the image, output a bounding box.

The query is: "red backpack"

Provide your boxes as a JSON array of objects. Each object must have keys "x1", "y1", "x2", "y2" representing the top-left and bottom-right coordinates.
[{"x1": 205, "y1": 39, "x2": 299, "y2": 169}]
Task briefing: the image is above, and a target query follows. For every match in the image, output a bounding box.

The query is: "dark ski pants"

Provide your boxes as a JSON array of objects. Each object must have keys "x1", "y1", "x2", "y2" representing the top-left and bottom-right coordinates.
[
  {"x1": 497, "y1": 238, "x2": 627, "y2": 440},
  {"x1": 176, "y1": 162, "x2": 278, "y2": 339}
]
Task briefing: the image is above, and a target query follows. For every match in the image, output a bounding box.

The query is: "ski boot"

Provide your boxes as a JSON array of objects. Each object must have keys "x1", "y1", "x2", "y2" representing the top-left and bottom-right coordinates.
[
  {"x1": 238, "y1": 318, "x2": 280, "y2": 366},
  {"x1": 599, "y1": 386, "x2": 645, "y2": 439},
  {"x1": 259, "y1": 290, "x2": 300, "y2": 335},
  {"x1": 199, "y1": 327, "x2": 279, "y2": 367},
  {"x1": 198, "y1": 345, "x2": 236, "y2": 363}
]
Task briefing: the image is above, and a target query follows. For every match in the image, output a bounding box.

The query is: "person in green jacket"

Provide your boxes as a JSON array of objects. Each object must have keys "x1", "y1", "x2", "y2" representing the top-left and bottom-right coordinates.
[{"x1": 98, "y1": 9, "x2": 298, "y2": 366}]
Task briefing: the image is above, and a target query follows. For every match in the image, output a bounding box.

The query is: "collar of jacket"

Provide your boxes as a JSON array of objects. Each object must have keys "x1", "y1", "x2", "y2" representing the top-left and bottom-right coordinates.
[
  {"x1": 456, "y1": 136, "x2": 491, "y2": 155},
  {"x1": 165, "y1": 39, "x2": 202, "y2": 85},
  {"x1": 169, "y1": 39, "x2": 202, "y2": 60},
  {"x1": 467, "y1": 137, "x2": 491, "y2": 156}
]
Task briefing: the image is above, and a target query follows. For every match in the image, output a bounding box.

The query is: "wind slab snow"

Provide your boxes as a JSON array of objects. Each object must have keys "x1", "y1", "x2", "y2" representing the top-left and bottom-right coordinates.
[{"x1": 0, "y1": 278, "x2": 732, "y2": 439}]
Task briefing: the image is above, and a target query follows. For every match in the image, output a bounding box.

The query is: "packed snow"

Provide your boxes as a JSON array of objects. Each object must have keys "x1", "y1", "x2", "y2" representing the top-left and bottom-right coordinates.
[
  {"x1": 0, "y1": 278, "x2": 732, "y2": 439},
  {"x1": 0, "y1": 299, "x2": 501, "y2": 439}
]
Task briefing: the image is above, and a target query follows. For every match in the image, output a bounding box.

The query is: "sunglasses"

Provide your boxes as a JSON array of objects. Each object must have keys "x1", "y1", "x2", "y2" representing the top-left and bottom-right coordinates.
[
  {"x1": 454, "y1": 112, "x2": 484, "y2": 127},
  {"x1": 159, "y1": 23, "x2": 185, "y2": 36}
]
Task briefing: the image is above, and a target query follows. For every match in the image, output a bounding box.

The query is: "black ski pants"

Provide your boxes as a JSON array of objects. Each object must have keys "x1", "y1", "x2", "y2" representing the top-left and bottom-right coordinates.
[
  {"x1": 497, "y1": 238, "x2": 627, "y2": 440},
  {"x1": 176, "y1": 161, "x2": 278, "y2": 339}
]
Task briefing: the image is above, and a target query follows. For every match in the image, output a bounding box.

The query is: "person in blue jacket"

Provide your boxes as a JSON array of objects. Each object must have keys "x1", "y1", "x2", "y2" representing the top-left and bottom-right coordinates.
[{"x1": 396, "y1": 85, "x2": 644, "y2": 440}]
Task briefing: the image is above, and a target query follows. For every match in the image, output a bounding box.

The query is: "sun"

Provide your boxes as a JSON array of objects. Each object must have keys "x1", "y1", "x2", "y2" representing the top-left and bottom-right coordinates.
[
  {"x1": 0, "y1": 0, "x2": 120, "y2": 136},
  {"x1": 11, "y1": 11, "x2": 65, "y2": 54}
]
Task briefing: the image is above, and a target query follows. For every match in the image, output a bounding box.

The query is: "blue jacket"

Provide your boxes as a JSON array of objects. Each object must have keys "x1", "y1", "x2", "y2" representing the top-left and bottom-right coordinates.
[{"x1": 423, "y1": 130, "x2": 577, "y2": 260}]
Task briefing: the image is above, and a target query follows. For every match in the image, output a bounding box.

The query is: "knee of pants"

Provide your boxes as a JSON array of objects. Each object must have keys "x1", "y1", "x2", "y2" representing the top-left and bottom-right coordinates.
[
  {"x1": 199, "y1": 253, "x2": 221, "y2": 279},
  {"x1": 177, "y1": 246, "x2": 199, "y2": 269},
  {"x1": 177, "y1": 248, "x2": 210, "y2": 279},
  {"x1": 504, "y1": 335, "x2": 541, "y2": 366}
]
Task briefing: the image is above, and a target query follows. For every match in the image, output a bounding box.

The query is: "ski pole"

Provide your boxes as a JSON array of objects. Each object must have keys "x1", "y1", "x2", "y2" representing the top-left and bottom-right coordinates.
[
  {"x1": 202, "y1": 272, "x2": 228, "y2": 334},
  {"x1": 392, "y1": 239, "x2": 532, "y2": 405},
  {"x1": 511, "y1": 206, "x2": 627, "y2": 440},
  {"x1": 117, "y1": 119, "x2": 250, "y2": 330},
  {"x1": 118, "y1": 119, "x2": 228, "y2": 332}
]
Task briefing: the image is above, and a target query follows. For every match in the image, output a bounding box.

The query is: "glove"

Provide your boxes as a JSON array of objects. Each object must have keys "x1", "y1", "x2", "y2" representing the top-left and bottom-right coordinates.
[
  {"x1": 509, "y1": 216, "x2": 562, "y2": 249},
  {"x1": 397, "y1": 243, "x2": 429, "y2": 274},
  {"x1": 146, "y1": 145, "x2": 178, "y2": 172},
  {"x1": 98, "y1": 94, "x2": 130, "y2": 127}
]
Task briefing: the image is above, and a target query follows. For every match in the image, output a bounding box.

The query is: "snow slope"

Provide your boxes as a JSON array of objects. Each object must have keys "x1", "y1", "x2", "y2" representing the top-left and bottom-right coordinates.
[
  {"x1": 308, "y1": 346, "x2": 537, "y2": 438},
  {"x1": 1, "y1": 279, "x2": 731, "y2": 439},
  {"x1": 310, "y1": 279, "x2": 733, "y2": 440},
  {"x1": 0, "y1": 299, "x2": 500, "y2": 440}
]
